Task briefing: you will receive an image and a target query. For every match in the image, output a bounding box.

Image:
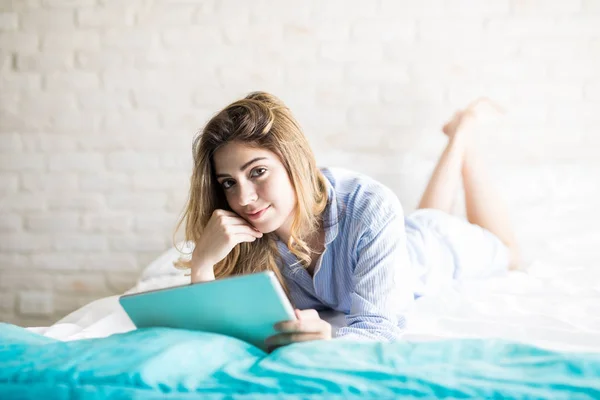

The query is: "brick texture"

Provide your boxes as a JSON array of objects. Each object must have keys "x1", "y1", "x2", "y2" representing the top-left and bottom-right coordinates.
[{"x1": 1, "y1": 0, "x2": 599, "y2": 327}]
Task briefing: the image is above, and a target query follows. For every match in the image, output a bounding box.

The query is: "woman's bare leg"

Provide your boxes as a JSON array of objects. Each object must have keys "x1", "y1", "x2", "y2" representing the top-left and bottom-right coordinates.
[
  {"x1": 417, "y1": 123, "x2": 467, "y2": 212},
  {"x1": 460, "y1": 134, "x2": 521, "y2": 270},
  {"x1": 418, "y1": 104, "x2": 521, "y2": 270}
]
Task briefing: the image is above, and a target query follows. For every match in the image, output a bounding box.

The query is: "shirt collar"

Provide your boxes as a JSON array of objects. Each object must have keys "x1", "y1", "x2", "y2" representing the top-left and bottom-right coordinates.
[{"x1": 322, "y1": 176, "x2": 339, "y2": 246}]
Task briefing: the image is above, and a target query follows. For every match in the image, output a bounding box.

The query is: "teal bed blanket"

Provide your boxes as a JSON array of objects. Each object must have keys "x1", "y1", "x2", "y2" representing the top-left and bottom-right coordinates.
[{"x1": 1, "y1": 322, "x2": 599, "y2": 399}]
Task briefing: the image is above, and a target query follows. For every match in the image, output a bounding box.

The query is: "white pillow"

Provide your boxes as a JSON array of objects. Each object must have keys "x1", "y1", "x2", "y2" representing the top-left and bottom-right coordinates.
[{"x1": 137, "y1": 241, "x2": 193, "y2": 283}]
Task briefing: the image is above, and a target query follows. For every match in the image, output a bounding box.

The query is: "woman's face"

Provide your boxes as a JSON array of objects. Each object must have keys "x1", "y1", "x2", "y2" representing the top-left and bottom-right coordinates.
[{"x1": 213, "y1": 142, "x2": 297, "y2": 239}]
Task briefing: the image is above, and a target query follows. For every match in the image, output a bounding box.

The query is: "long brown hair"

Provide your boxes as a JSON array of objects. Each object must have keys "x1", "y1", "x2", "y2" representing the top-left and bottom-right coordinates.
[{"x1": 174, "y1": 91, "x2": 329, "y2": 293}]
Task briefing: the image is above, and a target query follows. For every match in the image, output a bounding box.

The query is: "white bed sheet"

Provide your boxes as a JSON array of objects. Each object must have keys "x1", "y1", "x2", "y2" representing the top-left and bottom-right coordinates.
[{"x1": 27, "y1": 257, "x2": 600, "y2": 354}]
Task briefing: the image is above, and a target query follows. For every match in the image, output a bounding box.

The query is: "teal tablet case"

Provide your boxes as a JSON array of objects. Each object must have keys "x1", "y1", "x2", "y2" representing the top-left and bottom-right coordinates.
[{"x1": 119, "y1": 271, "x2": 296, "y2": 351}]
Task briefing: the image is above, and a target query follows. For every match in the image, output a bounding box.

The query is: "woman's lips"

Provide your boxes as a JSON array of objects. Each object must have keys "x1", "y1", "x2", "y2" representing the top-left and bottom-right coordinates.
[{"x1": 246, "y1": 205, "x2": 270, "y2": 220}]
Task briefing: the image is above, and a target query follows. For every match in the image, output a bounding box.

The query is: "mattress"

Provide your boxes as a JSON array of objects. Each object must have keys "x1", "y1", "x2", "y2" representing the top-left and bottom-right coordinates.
[{"x1": 27, "y1": 254, "x2": 600, "y2": 354}]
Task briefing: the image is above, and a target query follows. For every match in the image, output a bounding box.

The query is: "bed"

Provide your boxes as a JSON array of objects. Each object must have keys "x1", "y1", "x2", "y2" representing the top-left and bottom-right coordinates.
[{"x1": 2, "y1": 246, "x2": 600, "y2": 398}]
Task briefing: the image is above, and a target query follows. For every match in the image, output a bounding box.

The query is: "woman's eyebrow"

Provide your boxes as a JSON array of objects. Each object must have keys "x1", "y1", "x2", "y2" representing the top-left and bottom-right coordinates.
[{"x1": 216, "y1": 157, "x2": 268, "y2": 178}]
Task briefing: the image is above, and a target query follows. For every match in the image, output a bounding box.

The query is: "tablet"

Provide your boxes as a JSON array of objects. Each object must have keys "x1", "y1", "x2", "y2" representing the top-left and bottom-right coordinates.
[{"x1": 119, "y1": 271, "x2": 296, "y2": 351}]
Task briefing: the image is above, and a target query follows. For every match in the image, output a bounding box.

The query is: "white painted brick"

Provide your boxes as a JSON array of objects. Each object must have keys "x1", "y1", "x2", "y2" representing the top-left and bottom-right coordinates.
[
  {"x1": 135, "y1": 5, "x2": 197, "y2": 26},
  {"x1": 315, "y1": 85, "x2": 380, "y2": 107},
  {"x1": 31, "y1": 253, "x2": 86, "y2": 270},
  {"x1": 131, "y1": 88, "x2": 193, "y2": 110},
  {"x1": 519, "y1": 39, "x2": 592, "y2": 60},
  {"x1": 19, "y1": 92, "x2": 78, "y2": 115},
  {"x1": 351, "y1": 19, "x2": 416, "y2": 43},
  {"x1": 107, "y1": 193, "x2": 168, "y2": 211},
  {"x1": 54, "y1": 234, "x2": 109, "y2": 251},
  {"x1": 551, "y1": 61, "x2": 600, "y2": 80},
  {"x1": 166, "y1": 192, "x2": 188, "y2": 213},
  {"x1": 0, "y1": 12, "x2": 18, "y2": 31},
  {"x1": 0, "y1": 132, "x2": 21, "y2": 152},
  {"x1": 15, "y1": 51, "x2": 73, "y2": 71},
  {"x1": 346, "y1": 65, "x2": 410, "y2": 84},
  {"x1": 511, "y1": 83, "x2": 583, "y2": 102},
  {"x1": 477, "y1": 61, "x2": 549, "y2": 82},
  {"x1": 445, "y1": 0, "x2": 510, "y2": 16},
  {"x1": 486, "y1": 17, "x2": 556, "y2": 38},
  {"x1": 41, "y1": 31, "x2": 100, "y2": 50},
  {"x1": 160, "y1": 108, "x2": 215, "y2": 131},
  {"x1": 0, "y1": 72, "x2": 42, "y2": 90},
  {"x1": 133, "y1": 213, "x2": 177, "y2": 233},
  {"x1": 106, "y1": 152, "x2": 160, "y2": 171},
  {"x1": 0, "y1": 254, "x2": 30, "y2": 269},
  {"x1": 77, "y1": 89, "x2": 133, "y2": 111},
  {"x1": 347, "y1": 104, "x2": 414, "y2": 127},
  {"x1": 132, "y1": 172, "x2": 188, "y2": 191},
  {"x1": 53, "y1": 273, "x2": 108, "y2": 294},
  {"x1": 161, "y1": 26, "x2": 224, "y2": 49},
  {"x1": 0, "y1": 173, "x2": 18, "y2": 194},
  {"x1": 82, "y1": 253, "x2": 138, "y2": 271},
  {"x1": 512, "y1": 0, "x2": 581, "y2": 15},
  {"x1": 21, "y1": 9, "x2": 75, "y2": 30},
  {"x1": 161, "y1": 153, "x2": 192, "y2": 170},
  {"x1": 33, "y1": 134, "x2": 78, "y2": 151},
  {"x1": 381, "y1": 83, "x2": 447, "y2": 106},
  {"x1": 0, "y1": 32, "x2": 38, "y2": 52},
  {"x1": 102, "y1": 28, "x2": 161, "y2": 50},
  {"x1": 0, "y1": 271, "x2": 53, "y2": 290},
  {"x1": 2, "y1": 193, "x2": 46, "y2": 211},
  {"x1": 554, "y1": 17, "x2": 600, "y2": 37},
  {"x1": 76, "y1": 7, "x2": 135, "y2": 28},
  {"x1": 44, "y1": 71, "x2": 100, "y2": 90},
  {"x1": 25, "y1": 213, "x2": 80, "y2": 232},
  {"x1": 47, "y1": 194, "x2": 105, "y2": 211},
  {"x1": 80, "y1": 173, "x2": 131, "y2": 192},
  {"x1": 583, "y1": 0, "x2": 600, "y2": 12},
  {"x1": 76, "y1": 51, "x2": 132, "y2": 70},
  {"x1": 81, "y1": 212, "x2": 133, "y2": 233},
  {"x1": 285, "y1": 65, "x2": 345, "y2": 86},
  {"x1": 0, "y1": 293, "x2": 16, "y2": 312},
  {"x1": 0, "y1": 234, "x2": 53, "y2": 252},
  {"x1": 48, "y1": 153, "x2": 104, "y2": 172},
  {"x1": 0, "y1": 214, "x2": 22, "y2": 232},
  {"x1": 313, "y1": 0, "x2": 380, "y2": 19},
  {"x1": 109, "y1": 235, "x2": 168, "y2": 252},
  {"x1": 43, "y1": 0, "x2": 96, "y2": 7},
  {"x1": 51, "y1": 112, "x2": 103, "y2": 134},
  {"x1": 248, "y1": 1, "x2": 313, "y2": 23},
  {"x1": 0, "y1": 49, "x2": 9, "y2": 70},
  {"x1": 1, "y1": 1, "x2": 42, "y2": 12},
  {"x1": 104, "y1": 110, "x2": 162, "y2": 133},
  {"x1": 380, "y1": 0, "x2": 445, "y2": 17},
  {"x1": 319, "y1": 42, "x2": 383, "y2": 65},
  {"x1": 418, "y1": 19, "x2": 485, "y2": 43},
  {"x1": 75, "y1": 135, "x2": 130, "y2": 151},
  {"x1": 18, "y1": 291, "x2": 54, "y2": 316},
  {"x1": 584, "y1": 81, "x2": 600, "y2": 101}
]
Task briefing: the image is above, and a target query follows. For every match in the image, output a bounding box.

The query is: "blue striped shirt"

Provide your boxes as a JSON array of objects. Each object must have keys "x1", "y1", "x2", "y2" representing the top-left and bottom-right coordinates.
[{"x1": 275, "y1": 167, "x2": 417, "y2": 341}]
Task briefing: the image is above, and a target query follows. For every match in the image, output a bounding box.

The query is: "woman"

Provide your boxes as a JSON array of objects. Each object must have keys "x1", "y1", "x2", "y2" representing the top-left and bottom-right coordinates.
[{"x1": 175, "y1": 91, "x2": 520, "y2": 349}]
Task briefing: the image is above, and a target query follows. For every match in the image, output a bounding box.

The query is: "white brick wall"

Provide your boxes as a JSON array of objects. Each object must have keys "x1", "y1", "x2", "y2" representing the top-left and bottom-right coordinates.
[{"x1": 1, "y1": 0, "x2": 599, "y2": 327}]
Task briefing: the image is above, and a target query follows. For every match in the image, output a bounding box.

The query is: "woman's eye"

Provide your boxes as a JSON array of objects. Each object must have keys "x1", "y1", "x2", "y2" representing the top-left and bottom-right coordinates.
[
  {"x1": 221, "y1": 180, "x2": 234, "y2": 189},
  {"x1": 251, "y1": 168, "x2": 266, "y2": 177}
]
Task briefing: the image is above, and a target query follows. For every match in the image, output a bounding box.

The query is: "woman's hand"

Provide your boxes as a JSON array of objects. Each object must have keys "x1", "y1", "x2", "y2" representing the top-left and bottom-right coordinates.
[
  {"x1": 265, "y1": 309, "x2": 332, "y2": 351},
  {"x1": 191, "y1": 209, "x2": 263, "y2": 282}
]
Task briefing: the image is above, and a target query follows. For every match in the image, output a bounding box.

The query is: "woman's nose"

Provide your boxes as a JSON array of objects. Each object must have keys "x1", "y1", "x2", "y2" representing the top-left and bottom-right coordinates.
[{"x1": 238, "y1": 183, "x2": 258, "y2": 206}]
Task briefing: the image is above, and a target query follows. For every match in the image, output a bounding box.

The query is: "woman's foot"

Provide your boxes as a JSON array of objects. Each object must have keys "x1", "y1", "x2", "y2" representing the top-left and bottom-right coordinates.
[{"x1": 442, "y1": 97, "x2": 505, "y2": 141}]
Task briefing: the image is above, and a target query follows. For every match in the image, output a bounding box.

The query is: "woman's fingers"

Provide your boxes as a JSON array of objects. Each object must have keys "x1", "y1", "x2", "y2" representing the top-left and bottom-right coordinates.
[
  {"x1": 274, "y1": 318, "x2": 325, "y2": 334},
  {"x1": 227, "y1": 224, "x2": 263, "y2": 238}
]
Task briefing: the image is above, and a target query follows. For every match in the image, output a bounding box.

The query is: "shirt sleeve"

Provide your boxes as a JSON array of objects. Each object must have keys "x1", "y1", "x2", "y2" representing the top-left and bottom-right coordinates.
[{"x1": 335, "y1": 190, "x2": 415, "y2": 341}]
